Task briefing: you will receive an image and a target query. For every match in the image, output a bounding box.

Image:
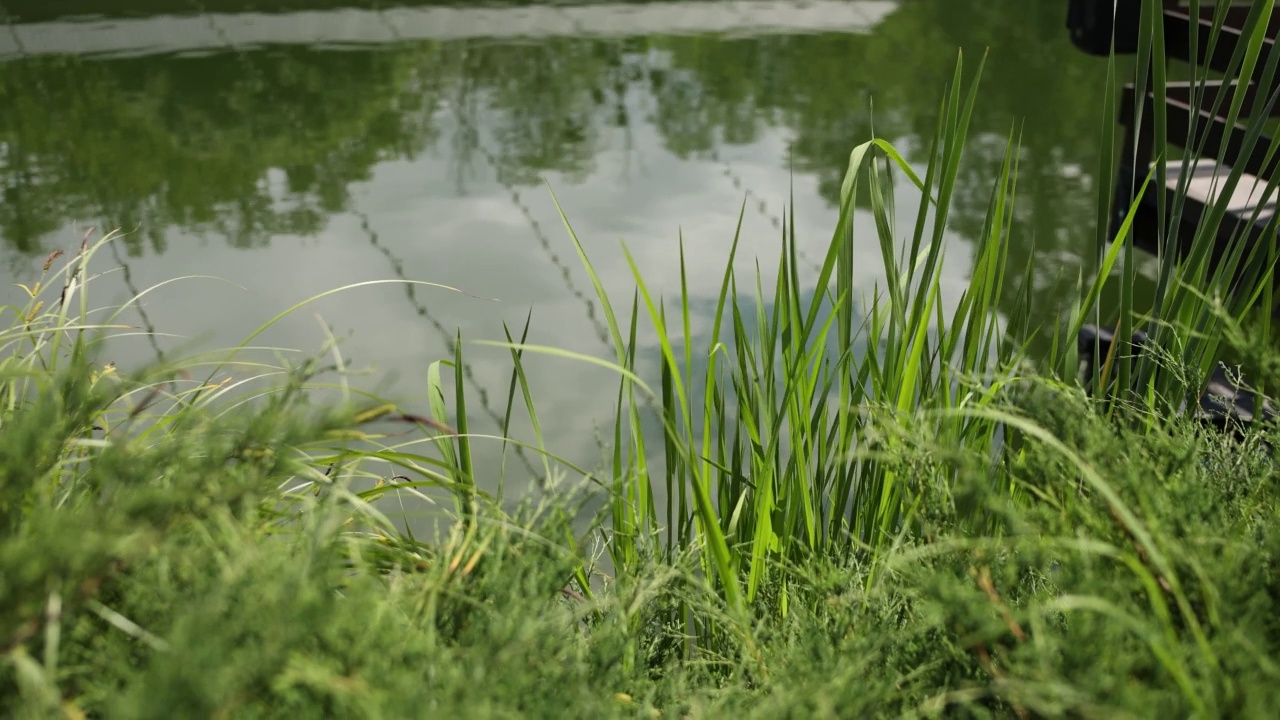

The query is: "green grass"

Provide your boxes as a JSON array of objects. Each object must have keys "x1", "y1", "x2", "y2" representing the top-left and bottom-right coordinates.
[{"x1": 3, "y1": 0, "x2": 1280, "y2": 716}]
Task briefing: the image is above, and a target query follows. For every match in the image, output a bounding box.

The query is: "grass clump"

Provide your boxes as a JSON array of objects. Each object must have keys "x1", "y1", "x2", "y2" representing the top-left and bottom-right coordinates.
[
  {"x1": 15, "y1": 361, "x2": 1278, "y2": 717},
  {"x1": 3, "y1": 1, "x2": 1280, "y2": 715}
]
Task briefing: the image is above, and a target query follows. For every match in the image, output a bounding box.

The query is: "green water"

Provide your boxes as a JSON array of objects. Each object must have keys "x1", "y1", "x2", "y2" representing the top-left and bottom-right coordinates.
[{"x1": 0, "y1": 0, "x2": 1119, "y2": 504}]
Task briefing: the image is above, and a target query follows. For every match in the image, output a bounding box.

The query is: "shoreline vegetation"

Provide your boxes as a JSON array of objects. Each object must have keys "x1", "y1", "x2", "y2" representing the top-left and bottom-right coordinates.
[{"x1": 6, "y1": 7, "x2": 1280, "y2": 718}]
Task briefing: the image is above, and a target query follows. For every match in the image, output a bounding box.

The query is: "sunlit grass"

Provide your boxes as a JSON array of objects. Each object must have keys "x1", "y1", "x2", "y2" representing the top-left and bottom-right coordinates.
[{"x1": 466, "y1": 1, "x2": 1280, "y2": 667}]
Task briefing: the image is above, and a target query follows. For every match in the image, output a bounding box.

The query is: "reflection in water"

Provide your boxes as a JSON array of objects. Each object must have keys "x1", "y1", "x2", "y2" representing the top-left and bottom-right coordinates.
[{"x1": 0, "y1": 0, "x2": 1113, "y2": 510}]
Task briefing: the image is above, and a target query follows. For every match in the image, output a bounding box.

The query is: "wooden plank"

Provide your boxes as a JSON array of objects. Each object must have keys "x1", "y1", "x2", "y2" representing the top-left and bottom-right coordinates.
[
  {"x1": 1164, "y1": 79, "x2": 1280, "y2": 119},
  {"x1": 1118, "y1": 83, "x2": 1279, "y2": 186},
  {"x1": 1113, "y1": 83, "x2": 1279, "y2": 264},
  {"x1": 1165, "y1": 158, "x2": 1278, "y2": 230},
  {"x1": 1122, "y1": 156, "x2": 1278, "y2": 263},
  {"x1": 1163, "y1": 5, "x2": 1278, "y2": 74},
  {"x1": 1094, "y1": 5, "x2": 1280, "y2": 307}
]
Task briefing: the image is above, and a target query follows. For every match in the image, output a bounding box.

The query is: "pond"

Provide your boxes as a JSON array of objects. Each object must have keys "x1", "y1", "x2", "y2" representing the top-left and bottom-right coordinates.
[{"x1": 0, "y1": 0, "x2": 1117, "y2": 516}]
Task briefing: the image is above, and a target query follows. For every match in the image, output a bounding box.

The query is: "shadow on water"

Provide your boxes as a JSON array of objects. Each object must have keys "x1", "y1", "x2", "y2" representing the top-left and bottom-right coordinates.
[{"x1": 0, "y1": 0, "x2": 1131, "y2": 529}]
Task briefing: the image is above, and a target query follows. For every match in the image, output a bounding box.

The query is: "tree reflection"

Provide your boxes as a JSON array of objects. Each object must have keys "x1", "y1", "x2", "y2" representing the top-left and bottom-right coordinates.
[
  {"x1": 0, "y1": 48, "x2": 441, "y2": 254},
  {"x1": 0, "y1": 0, "x2": 1112, "y2": 345}
]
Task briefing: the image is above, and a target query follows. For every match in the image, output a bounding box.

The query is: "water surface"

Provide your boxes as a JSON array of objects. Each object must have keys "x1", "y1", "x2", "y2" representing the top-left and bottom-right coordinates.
[{"x1": 0, "y1": 0, "x2": 1114, "y2": 512}]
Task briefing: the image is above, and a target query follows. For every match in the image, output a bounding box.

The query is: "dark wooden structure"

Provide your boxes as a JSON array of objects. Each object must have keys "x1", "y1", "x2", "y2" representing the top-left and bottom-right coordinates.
[
  {"x1": 1068, "y1": 0, "x2": 1280, "y2": 267},
  {"x1": 1067, "y1": 3, "x2": 1280, "y2": 430},
  {"x1": 1077, "y1": 323, "x2": 1279, "y2": 430}
]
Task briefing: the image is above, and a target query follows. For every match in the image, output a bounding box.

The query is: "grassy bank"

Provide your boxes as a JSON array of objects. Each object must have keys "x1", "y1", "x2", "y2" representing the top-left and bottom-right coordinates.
[{"x1": 5, "y1": 2, "x2": 1280, "y2": 717}]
